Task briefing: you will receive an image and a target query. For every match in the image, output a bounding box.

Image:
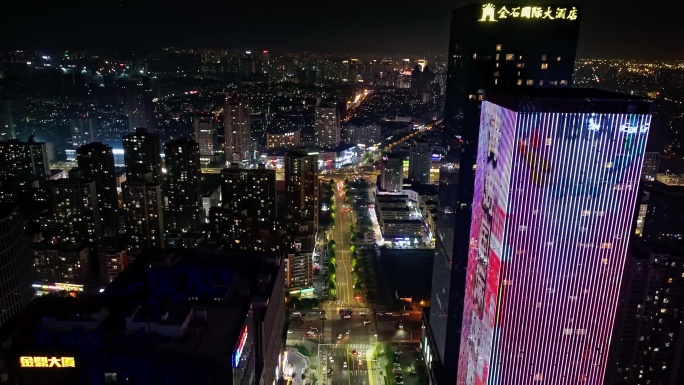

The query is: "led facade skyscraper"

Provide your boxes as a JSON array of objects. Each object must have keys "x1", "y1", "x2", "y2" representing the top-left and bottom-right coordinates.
[
  {"x1": 457, "y1": 88, "x2": 651, "y2": 385},
  {"x1": 427, "y1": 5, "x2": 582, "y2": 383}
]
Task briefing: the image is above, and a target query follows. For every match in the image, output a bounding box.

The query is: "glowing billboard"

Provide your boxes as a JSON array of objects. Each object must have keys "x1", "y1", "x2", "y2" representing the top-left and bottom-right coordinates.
[
  {"x1": 458, "y1": 99, "x2": 650, "y2": 385},
  {"x1": 478, "y1": 4, "x2": 579, "y2": 22},
  {"x1": 20, "y1": 356, "x2": 76, "y2": 368},
  {"x1": 233, "y1": 326, "x2": 248, "y2": 368}
]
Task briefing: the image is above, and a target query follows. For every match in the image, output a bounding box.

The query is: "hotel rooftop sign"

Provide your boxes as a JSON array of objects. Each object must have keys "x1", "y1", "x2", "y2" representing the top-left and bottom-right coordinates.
[{"x1": 479, "y1": 4, "x2": 579, "y2": 22}]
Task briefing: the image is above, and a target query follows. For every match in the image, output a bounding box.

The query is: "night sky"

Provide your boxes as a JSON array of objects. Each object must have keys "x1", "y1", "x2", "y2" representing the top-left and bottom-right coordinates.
[{"x1": 0, "y1": 0, "x2": 682, "y2": 59}]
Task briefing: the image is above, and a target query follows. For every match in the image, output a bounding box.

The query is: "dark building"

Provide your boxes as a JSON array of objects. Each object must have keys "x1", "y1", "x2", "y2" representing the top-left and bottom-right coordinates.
[
  {"x1": 164, "y1": 139, "x2": 202, "y2": 234},
  {"x1": 607, "y1": 241, "x2": 684, "y2": 385},
  {"x1": 122, "y1": 128, "x2": 162, "y2": 184},
  {"x1": 0, "y1": 250, "x2": 286, "y2": 385},
  {"x1": 76, "y1": 143, "x2": 119, "y2": 237},
  {"x1": 48, "y1": 179, "x2": 100, "y2": 245},
  {"x1": 0, "y1": 204, "x2": 33, "y2": 326},
  {"x1": 123, "y1": 76, "x2": 155, "y2": 133},
  {"x1": 641, "y1": 174, "x2": 684, "y2": 242},
  {"x1": 428, "y1": 4, "x2": 581, "y2": 385},
  {"x1": 285, "y1": 150, "x2": 318, "y2": 230},
  {"x1": 0, "y1": 96, "x2": 19, "y2": 140}
]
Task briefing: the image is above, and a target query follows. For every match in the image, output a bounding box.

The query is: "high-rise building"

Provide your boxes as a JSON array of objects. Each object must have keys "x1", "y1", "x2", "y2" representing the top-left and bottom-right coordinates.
[
  {"x1": 285, "y1": 150, "x2": 318, "y2": 229},
  {"x1": 0, "y1": 138, "x2": 49, "y2": 181},
  {"x1": 123, "y1": 76, "x2": 155, "y2": 133},
  {"x1": 409, "y1": 140, "x2": 431, "y2": 184},
  {"x1": 606, "y1": 241, "x2": 684, "y2": 385},
  {"x1": 314, "y1": 105, "x2": 341, "y2": 148},
  {"x1": 0, "y1": 204, "x2": 33, "y2": 326},
  {"x1": 29, "y1": 244, "x2": 90, "y2": 286},
  {"x1": 285, "y1": 251, "x2": 313, "y2": 290},
  {"x1": 428, "y1": 5, "x2": 582, "y2": 383},
  {"x1": 455, "y1": 88, "x2": 650, "y2": 385},
  {"x1": 266, "y1": 130, "x2": 301, "y2": 148},
  {"x1": 641, "y1": 174, "x2": 684, "y2": 242},
  {"x1": 48, "y1": 179, "x2": 100, "y2": 245},
  {"x1": 164, "y1": 138, "x2": 202, "y2": 234},
  {"x1": 69, "y1": 117, "x2": 96, "y2": 148},
  {"x1": 344, "y1": 124, "x2": 382, "y2": 146},
  {"x1": 221, "y1": 163, "x2": 276, "y2": 225},
  {"x1": 76, "y1": 142, "x2": 119, "y2": 237},
  {"x1": 225, "y1": 100, "x2": 251, "y2": 163},
  {"x1": 380, "y1": 156, "x2": 403, "y2": 192},
  {"x1": 122, "y1": 181, "x2": 165, "y2": 251},
  {"x1": 122, "y1": 127, "x2": 162, "y2": 184},
  {"x1": 0, "y1": 96, "x2": 18, "y2": 140},
  {"x1": 193, "y1": 116, "x2": 214, "y2": 163}
]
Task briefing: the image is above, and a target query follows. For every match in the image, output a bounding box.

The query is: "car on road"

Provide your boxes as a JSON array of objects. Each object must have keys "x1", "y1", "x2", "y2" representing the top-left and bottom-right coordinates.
[
  {"x1": 363, "y1": 320, "x2": 371, "y2": 325},
  {"x1": 320, "y1": 315, "x2": 327, "y2": 320},
  {"x1": 352, "y1": 349, "x2": 357, "y2": 356},
  {"x1": 394, "y1": 350, "x2": 402, "y2": 355},
  {"x1": 402, "y1": 312, "x2": 409, "y2": 316},
  {"x1": 343, "y1": 361, "x2": 347, "y2": 369},
  {"x1": 310, "y1": 326, "x2": 318, "y2": 331},
  {"x1": 329, "y1": 356, "x2": 334, "y2": 363},
  {"x1": 343, "y1": 315, "x2": 351, "y2": 319},
  {"x1": 287, "y1": 330, "x2": 293, "y2": 334},
  {"x1": 358, "y1": 359, "x2": 362, "y2": 366},
  {"x1": 292, "y1": 311, "x2": 301, "y2": 316},
  {"x1": 359, "y1": 311, "x2": 366, "y2": 315},
  {"x1": 337, "y1": 333, "x2": 343, "y2": 340},
  {"x1": 345, "y1": 329, "x2": 350, "y2": 335},
  {"x1": 327, "y1": 368, "x2": 333, "y2": 374}
]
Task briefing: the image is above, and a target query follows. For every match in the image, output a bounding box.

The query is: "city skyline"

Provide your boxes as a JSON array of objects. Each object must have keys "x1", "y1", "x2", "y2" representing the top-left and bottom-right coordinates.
[{"x1": 0, "y1": 1, "x2": 682, "y2": 60}]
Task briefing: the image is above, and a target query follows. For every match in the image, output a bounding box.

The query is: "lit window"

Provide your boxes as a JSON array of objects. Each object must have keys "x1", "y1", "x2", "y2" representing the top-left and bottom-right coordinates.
[
  {"x1": 526, "y1": 80, "x2": 534, "y2": 85},
  {"x1": 495, "y1": 54, "x2": 500, "y2": 60},
  {"x1": 494, "y1": 78, "x2": 498, "y2": 85},
  {"x1": 478, "y1": 95, "x2": 484, "y2": 101},
  {"x1": 517, "y1": 79, "x2": 523, "y2": 85},
  {"x1": 506, "y1": 54, "x2": 514, "y2": 61},
  {"x1": 541, "y1": 63, "x2": 549, "y2": 70},
  {"x1": 493, "y1": 71, "x2": 500, "y2": 77},
  {"x1": 539, "y1": 80, "x2": 544, "y2": 86},
  {"x1": 582, "y1": 210, "x2": 590, "y2": 216},
  {"x1": 519, "y1": 55, "x2": 523, "y2": 60},
  {"x1": 496, "y1": 62, "x2": 499, "y2": 68},
  {"x1": 472, "y1": 53, "x2": 477, "y2": 59},
  {"x1": 560, "y1": 80, "x2": 568, "y2": 86},
  {"x1": 556, "y1": 56, "x2": 561, "y2": 61},
  {"x1": 601, "y1": 243, "x2": 612, "y2": 249},
  {"x1": 496, "y1": 44, "x2": 502, "y2": 51},
  {"x1": 550, "y1": 80, "x2": 558, "y2": 86},
  {"x1": 516, "y1": 63, "x2": 525, "y2": 69},
  {"x1": 541, "y1": 55, "x2": 547, "y2": 61},
  {"x1": 469, "y1": 94, "x2": 476, "y2": 100}
]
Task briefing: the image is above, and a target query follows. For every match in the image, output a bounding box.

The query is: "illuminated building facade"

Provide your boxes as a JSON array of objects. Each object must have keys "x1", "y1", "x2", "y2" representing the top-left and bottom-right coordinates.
[
  {"x1": 69, "y1": 118, "x2": 96, "y2": 148},
  {"x1": 285, "y1": 252, "x2": 314, "y2": 290},
  {"x1": 76, "y1": 142, "x2": 119, "y2": 237},
  {"x1": 221, "y1": 163, "x2": 276, "y2": 226},
  {"x1": 122, "y1": 127, "x2": 162, "y2": 184},
  {"x1": 29, "y1": 244, "x2": 90, "y2": 286},
  {"x1": 381, "y1": 156, "x2": 403, "y2": 192},
  {"x1": 164, "y1": 138, "x2": 202, "y2": 234},
  {"x1": 122, "y1": 181, "x2": 165, "y2": 251},
  {"x1": 428, "y1": 4, "x2": 582, "y2": 383},
  {"x1": 409, "y1": 140, "x2": 431, "y2": 184},
  {"x1": 0, "y1": 139, "x2": 49, "y2": 181},
  {"x1": 0, "y1": 251, "x2": 286, "y2": 385},
  {"x1": 193, "y1": 115, "x2": 214, "y2": 163},
  {"x1": 225, "y1": 100, "x2": 251, "y2": 162},
  {"x1": 457, "y1": 88, "x2": 650, "y2": 385},
  {"x1": 266, "y1": 130, "x2": 300, "y2": 148},
  {"x1": 285, "y1": 150, "x2": 319, "y2": 230},
  {"x1": 48, "y1": 179, "x2": 100, "y2": 245},
  {"x1": 123, "y1": 76, "x2": 155, "y2": 133},
  {"x1": 0, "y1": 204, "x2": 33, "y2": 326},
  {"x1": 314, "y1": 105, "x2": 341, "y2": 148}
]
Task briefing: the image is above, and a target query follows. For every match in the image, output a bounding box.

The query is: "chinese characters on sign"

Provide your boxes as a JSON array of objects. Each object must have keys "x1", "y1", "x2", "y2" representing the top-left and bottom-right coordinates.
[
  {"x1": 19, "y1": 356, "x2": 76, "y2": 368},
  {"x1": 479, "y1": 4, "x2": 579, "y2": 22}
]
